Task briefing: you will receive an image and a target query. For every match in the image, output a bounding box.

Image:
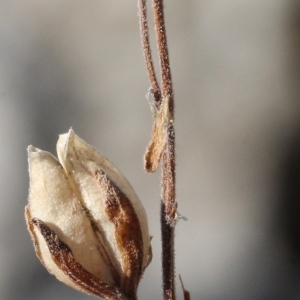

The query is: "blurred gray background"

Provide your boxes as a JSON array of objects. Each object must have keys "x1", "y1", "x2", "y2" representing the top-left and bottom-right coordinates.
[{"x1": 1, "y1": 0, "x2": 300, "y2": 299}]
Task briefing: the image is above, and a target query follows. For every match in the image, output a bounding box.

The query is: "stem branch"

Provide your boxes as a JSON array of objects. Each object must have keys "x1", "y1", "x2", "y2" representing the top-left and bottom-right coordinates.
[
  {"x1": 138, "y1": 0, "x2": 161, "y2": 103},
  {"x1": 152, "y1": 0, "x2": 174, "y2": 106}
]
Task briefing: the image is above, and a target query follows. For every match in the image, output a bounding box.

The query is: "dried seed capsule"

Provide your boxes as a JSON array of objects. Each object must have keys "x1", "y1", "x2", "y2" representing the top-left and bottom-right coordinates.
[{"x1": 25, "y1": 129, "x2": 152, "y2": 300}]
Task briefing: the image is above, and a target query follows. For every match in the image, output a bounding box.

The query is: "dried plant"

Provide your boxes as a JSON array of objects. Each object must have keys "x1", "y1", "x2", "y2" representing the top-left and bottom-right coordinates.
[
  {"x1": 138, "y1": 1, "x2": 191, "y2": 299},
  {"x1": 25, "y1": 130, "x2": 152, "y2": 300},
  {"x1": 25, "y1": 1, "x2": 190, "y2": 299},
  {"x1": 138, "y1": 1, "x2": 177, "y2": 300}
]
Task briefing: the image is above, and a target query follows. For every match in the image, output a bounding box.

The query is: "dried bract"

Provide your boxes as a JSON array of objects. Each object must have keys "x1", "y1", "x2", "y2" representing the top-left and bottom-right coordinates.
[
  {"x1": 25, "y1": 129, "x2": 152, "y2": 300},
  {"x1": 144, "y1": 96, "x2": 173, "y2": 172}
]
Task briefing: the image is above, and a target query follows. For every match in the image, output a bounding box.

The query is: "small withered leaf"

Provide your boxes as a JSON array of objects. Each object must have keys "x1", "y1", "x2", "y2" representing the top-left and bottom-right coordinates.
[
  {"x1": 32, "y1": 218, "x2": 127, "y2": 300},
  {"x1": 144, "y1": 96, "x2": 173, "y2": 172},
  {"x1": 179, "y1": 274, "x2": 191, "y2": 300}
]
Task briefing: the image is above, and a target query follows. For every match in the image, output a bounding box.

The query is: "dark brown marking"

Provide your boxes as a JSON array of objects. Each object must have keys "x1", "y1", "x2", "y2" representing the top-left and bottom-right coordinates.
[
  {"x1": 32, "y1": 218, "x2": 127, "y2": 300},
  {"x1": 95, "y1": 170, "x2": 143, "y2": 299}
]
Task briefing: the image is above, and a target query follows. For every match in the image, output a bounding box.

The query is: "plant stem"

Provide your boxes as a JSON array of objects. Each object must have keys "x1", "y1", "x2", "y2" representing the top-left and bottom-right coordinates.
[
  {"x1": 161, "y1": 139, "x2": 176, "y2": 300},
  {"x1": 138, "y1": 1, "x2": 176, "y2": 299},
  {"x1": 138, "y1": 0, "x2": 161, "y2": 104},
  {"x1": 152, "y1": 2, "x2": 176, "y2": 298},
  {"x1": 152, "y1": 0, "x2": 174, "y2": 103}
]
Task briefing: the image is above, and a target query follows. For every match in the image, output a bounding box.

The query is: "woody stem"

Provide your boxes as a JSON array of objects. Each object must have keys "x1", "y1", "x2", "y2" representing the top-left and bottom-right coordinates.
[
  {"x1": 138, "y1": 0, "x2": 176, "y2": 299},
  {"x1": 152, "y1": 1, "x2": 176, "y2": 299}
]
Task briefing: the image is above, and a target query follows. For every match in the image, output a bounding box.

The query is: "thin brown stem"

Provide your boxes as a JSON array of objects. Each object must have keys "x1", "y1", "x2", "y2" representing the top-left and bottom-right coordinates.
[
  {"x1": 138, "y1": 0, "x2": 161, "y2": 103},
  {"x1": 152, "y1": 0, "x2": 174, "y2": 108},
  {"x1": 138, "y1": 1, "x2": 177, "y2": 300},
  {"x1": 161, "y1": 124, "x2": 176, "y2": 300},
  {"x1": 152, "y1": 1, "x2": 176, "y2": 300}
]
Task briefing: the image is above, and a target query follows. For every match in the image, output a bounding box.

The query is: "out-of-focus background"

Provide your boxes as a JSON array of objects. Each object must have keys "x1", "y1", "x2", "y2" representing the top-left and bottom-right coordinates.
[{"x1": 1, "y1": 0, "x2": 300, "y2": 299}]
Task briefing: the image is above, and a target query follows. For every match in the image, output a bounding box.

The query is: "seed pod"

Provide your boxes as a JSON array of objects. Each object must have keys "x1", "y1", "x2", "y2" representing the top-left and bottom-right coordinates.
[{"x1": 25, "y1": 129, "x2": 152, "y2": 300}]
